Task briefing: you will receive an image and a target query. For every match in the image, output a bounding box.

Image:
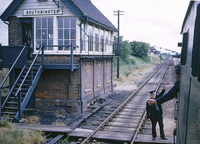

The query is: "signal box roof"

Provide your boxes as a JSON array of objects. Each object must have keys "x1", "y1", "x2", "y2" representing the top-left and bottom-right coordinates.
[{"x1": 0, "y1": 0, "x2": 117, "y2": 32}]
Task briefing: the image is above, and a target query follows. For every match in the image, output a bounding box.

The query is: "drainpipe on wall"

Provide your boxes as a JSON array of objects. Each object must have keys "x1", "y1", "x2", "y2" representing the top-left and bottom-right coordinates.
[
  {"x1": 79, "y1": 16, "x2": 88, "y2": 114},
  {"x1": 80, "y1": 21, "x2": 83, "y2": 114}
]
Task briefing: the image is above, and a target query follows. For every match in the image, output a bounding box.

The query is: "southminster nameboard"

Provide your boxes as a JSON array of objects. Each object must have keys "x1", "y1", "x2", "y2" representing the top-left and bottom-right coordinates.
[{"x1": 23, "y1": 8, "x2": 63, "y2": 16}]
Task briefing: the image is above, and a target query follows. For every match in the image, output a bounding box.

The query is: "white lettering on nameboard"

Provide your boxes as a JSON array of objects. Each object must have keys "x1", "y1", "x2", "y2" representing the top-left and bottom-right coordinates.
[{"x1": 23, "y1": 8, "x2": 63, "y2": 16}]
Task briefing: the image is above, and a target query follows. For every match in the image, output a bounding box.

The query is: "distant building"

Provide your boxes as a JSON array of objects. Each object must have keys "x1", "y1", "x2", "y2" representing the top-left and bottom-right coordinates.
[{"x1": 0, "y1": 0, "x2": 117, "y2": 120}]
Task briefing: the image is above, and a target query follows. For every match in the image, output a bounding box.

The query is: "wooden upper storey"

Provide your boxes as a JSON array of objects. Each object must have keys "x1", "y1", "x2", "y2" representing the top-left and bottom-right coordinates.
[{"x1": 1, "y1": 0, "x2": 117, "y2": 56}]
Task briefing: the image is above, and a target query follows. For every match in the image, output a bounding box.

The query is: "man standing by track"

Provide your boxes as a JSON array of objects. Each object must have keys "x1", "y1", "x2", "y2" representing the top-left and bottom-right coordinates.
[{"x1": 146, "y1": 84, "x2": 168, "y2": 141}]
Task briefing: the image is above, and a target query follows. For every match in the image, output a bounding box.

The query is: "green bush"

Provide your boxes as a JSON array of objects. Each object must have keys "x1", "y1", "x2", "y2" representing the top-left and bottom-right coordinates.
[
  {"x1": 130, "y1": 58, "x2": 136, "y2": 65},
  {"x1": 0, "y1": 116, "x2": 12, "y2": 128},
  {"x1": 12, "y1": 130, "x2": 24, "y2": 138},
  {"x1": 130, "y1": 41, "x2": 150, "y2": 61}
]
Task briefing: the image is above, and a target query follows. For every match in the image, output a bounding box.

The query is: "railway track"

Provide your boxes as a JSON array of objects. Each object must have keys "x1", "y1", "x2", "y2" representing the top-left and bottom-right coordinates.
[
  {"x1": 69, "y1": 61, "x2": 169, "y2": 144},
  {"x1": 43, "y1": 132, "x2": 65, "y2": 144}
]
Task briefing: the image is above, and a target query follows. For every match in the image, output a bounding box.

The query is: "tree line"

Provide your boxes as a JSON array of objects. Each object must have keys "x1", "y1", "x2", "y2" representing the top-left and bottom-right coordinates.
[{"x1": 114, "y1": 36, "x2": 150, "y2": 64}]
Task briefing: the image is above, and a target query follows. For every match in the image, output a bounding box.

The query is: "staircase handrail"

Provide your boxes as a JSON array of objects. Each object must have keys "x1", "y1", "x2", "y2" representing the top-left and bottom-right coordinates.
[
  {"x1": 14, "y1": 45, "x2": 44, "y2": 98},
  {"x1": 1, "y1": 65, "x2": 26, "y2": 109},
  {"x1": 0, "y1": 45, "x2": 27, "y2": 90}
]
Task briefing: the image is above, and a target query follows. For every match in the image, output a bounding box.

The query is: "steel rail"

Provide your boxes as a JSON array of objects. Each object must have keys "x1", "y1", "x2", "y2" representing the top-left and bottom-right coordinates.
[
  {"x1": 80, "y1": 62, "x2": 167, "y2": 144},
  {"x1": 130, "y1": 61, "x2": 169, "y2": 144}
]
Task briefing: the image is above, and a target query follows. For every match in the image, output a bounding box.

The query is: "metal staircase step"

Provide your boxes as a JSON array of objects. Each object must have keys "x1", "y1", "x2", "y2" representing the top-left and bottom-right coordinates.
[
  {"x1": 2, "y1": 111, "x2": 17, "y2": 115},
  {"x1": 4, "y1": 107, "x2": 18, "y2": 110},
  {"x1": 7, "y1": 102, "x2": 18, "y2": 105},
  {"x1": 14, "y1": 87, "x2": 29, "y2": 91},
  {"x1": 12, "y1": 92, "x2": 26, "y2": 95},
  {"x1": 16, "y1": 84, "x2": 31, "y2": 87},
  {"x1": 9, "y1": 96, "x2": 25, "y2": 99}
]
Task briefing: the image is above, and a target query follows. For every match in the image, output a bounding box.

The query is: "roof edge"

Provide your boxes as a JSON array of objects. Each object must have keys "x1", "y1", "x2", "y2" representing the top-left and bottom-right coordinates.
[
  {"x1": 87, "y1": 17, "x2": 118, "y2": 32},
  {"x1": 0, "y1": 0, "x2": 23, "y2": 21},
  {"x1": 180, "y1": 1, "x2": 194, "y2": 34}
]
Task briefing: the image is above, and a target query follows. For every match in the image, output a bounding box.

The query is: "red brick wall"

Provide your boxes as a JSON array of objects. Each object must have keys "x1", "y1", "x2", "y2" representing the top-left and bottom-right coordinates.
[
  {"x1": 9, "y1": 16, "x2": 22, "y2": 45},
  {"x1": 82, "y1": 60, "x2": 94, "y2": 101},
  {"x1": 35, "y1": 70, "x2": 69, "y2": 99},
  {"x1": 94, "y1": 60, "x2": 104, "y2": 96},
  {"x1": 81, "y1": 58, "x2": 113, "y2": 110},
  {"x1": 35, "y1": 69, "x2": 80, "y2": 113}
]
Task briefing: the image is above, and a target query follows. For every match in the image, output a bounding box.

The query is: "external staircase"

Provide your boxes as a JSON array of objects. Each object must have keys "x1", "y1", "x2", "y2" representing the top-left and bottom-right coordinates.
[{"x1": 0, "y1": 45, "x2": 44, "y2": 121}]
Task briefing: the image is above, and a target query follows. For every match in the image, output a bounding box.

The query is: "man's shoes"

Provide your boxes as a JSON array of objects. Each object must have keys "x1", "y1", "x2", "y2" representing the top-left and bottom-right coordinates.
[
  {"x1": 152, "y1": 137, "x2": 156, "y2": 141},
  {"x1": 161, "y1": 137, "x2": 168, "y2": 140}
]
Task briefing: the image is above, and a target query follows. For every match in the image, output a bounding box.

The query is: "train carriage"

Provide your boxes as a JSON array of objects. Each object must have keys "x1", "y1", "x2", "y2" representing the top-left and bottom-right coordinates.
[{"x1": 178, "y1": 1, "x2": 200, "y2": 144}]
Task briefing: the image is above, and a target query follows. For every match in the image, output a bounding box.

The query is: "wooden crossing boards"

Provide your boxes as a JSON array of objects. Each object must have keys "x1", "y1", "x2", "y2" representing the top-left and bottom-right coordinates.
[
  {"x1": 69, "y1": 128, "x2": 133, "y2": 142},
  {"x1": 69, "y1": 128, "x2": 174, "y2": 144}
]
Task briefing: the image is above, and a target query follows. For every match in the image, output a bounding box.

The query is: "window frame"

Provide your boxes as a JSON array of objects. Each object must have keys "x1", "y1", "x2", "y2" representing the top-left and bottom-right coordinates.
[{"x1": 34, "y1": 16, "x2": 77, "y2": 54}]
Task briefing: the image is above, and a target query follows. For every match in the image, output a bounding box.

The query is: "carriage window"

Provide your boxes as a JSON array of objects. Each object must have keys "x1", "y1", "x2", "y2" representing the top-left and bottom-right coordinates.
[
  {"x1": 36, "y1": 17, "x2": 53, "y2": 50},
  {"x1": 58, "y1": 17, "x2": 76, "y2": 51},
  {"x1": 181, "y1": 32, "x2": 188, "y2": 65}
]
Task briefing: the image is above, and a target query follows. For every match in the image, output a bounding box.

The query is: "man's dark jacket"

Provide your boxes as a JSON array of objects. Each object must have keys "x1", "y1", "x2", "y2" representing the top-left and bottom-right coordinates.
[{"x1": 146, "y1": 89, "x2": 165, "y2": 119}]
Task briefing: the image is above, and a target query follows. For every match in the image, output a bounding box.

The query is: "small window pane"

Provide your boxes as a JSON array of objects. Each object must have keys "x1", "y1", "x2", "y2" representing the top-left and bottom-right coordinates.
[
  {"x1": 64, "y1": 29, "x2": 69, "y2": 39},
  {"x1": 58, "y1": 18, "x2": 63, "y2": 28},
  {"x1": 48, "y1": 40, "x2": 53, "y2": 50},
  {"x1": 71, "y1": 17, "x2": 76, "y2": 28},
  {"x1": 42, "y1": 40, "x2": 47, "y2": 49},
  {"x1": 36, "y1": 29, "x2": 41, "y2": 39},
  {"x1": 64, "y1": 40, "x2": 70, "y2": 50},
  {"x1": 58, "y1": 40, "x2": 63, "y2": 50},
  {"x1": 48, "y1": 29, "x2": 53, "y2": 39},
  {"x1": 71, "y1": 40, "x2": 76, "y2": 45},
  {"x1": 58, "y1": 40, "x2": 63, "y2": 45},
  {"x1": 42, "y1": 29, "x2": 47, "y2": 39},
  {"x1": 36, "y1": 18, "x2": 41, "y2": 28},
  {"x1": 58, "y1": 29, "x2": 63, "y2": 39},
  {"x1": 71, "y1": 29, "x2": 76, "y2": 39},
  {"x1": 64, "y1": 40, "x2": 69, "y2": 45},
  {"x1": 42, "y1": 18, "x2": 47, "y2": 28},
  {"x1": 64, "y1": 18, "x2": 69, "y2": 28},
  {"x1": 36, "y1": 40, "x2": 41, "y2": 49},
  {"x1": 48, "y1": 18, "x2": 53, "y2": 28}
]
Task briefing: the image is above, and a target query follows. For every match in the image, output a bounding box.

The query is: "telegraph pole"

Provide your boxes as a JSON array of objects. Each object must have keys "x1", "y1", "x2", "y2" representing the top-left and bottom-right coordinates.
[{"x1": 114, "y1": 10, "x2": 124, "y2": 78}]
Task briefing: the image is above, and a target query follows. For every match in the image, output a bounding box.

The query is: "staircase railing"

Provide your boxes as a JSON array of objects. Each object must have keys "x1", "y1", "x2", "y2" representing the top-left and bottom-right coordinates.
[
  {"x1": 0, "y1": 45, "x2": 27, "y2": 111},
  {"x1": 14, "y1": 45, "x2": 44, "y2": 120},
  {"x1": 1, "y1": 65, "x2": 26, "y2": 110}
]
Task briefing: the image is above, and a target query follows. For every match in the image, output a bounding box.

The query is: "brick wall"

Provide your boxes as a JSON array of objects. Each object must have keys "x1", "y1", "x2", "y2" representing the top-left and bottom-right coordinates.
[
  {"x1": 94, "y1": 60, "x2": 104, "y2": 97},
  {"x1": 82, "y1": 60, "x2": 94, "y2": 101},
  {"x1": 81, "y1": 58, "x2": 113, "y2": 111},
  {"x1": 9, "y1": 16, "x2": 22, "y2": 45},
  {"x1": 32, "y1": 56, "x2": 113, "y2": 113},
  {"x1": 35, "y1": 69, "x2": 80, "y2": 113}
]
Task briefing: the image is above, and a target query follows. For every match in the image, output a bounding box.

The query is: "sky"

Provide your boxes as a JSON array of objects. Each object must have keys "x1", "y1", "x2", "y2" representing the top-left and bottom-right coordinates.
[
  {"x1": 92, "y1": 0, "x2": 189, "y2": 53},
  {"x1": 0, "y1": 0, "x2": 189, "y2": 53}
]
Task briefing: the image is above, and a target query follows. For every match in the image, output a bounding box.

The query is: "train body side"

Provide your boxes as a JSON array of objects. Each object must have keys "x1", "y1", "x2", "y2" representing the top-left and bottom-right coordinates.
[{"x1": 179, "y1": 1, "x2": 200, "y2": 144}]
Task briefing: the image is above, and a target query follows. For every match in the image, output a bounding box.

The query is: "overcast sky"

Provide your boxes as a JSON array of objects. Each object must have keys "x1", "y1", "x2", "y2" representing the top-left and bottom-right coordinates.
[
  {"x1": 0, "y1": 0, "x2": 189, "y2": 53},
  {"x1": 92, "y1": 0, "x2": 189, "y2": 53}
]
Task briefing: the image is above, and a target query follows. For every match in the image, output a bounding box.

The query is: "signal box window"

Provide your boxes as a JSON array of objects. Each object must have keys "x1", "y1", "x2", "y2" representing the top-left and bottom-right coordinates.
[
  {"x1": 36, "y1": 17, "x2": 53, "y2": 50},
  {"x1": 58, "y1": 17, "x2": 76, "y2": 51}
]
